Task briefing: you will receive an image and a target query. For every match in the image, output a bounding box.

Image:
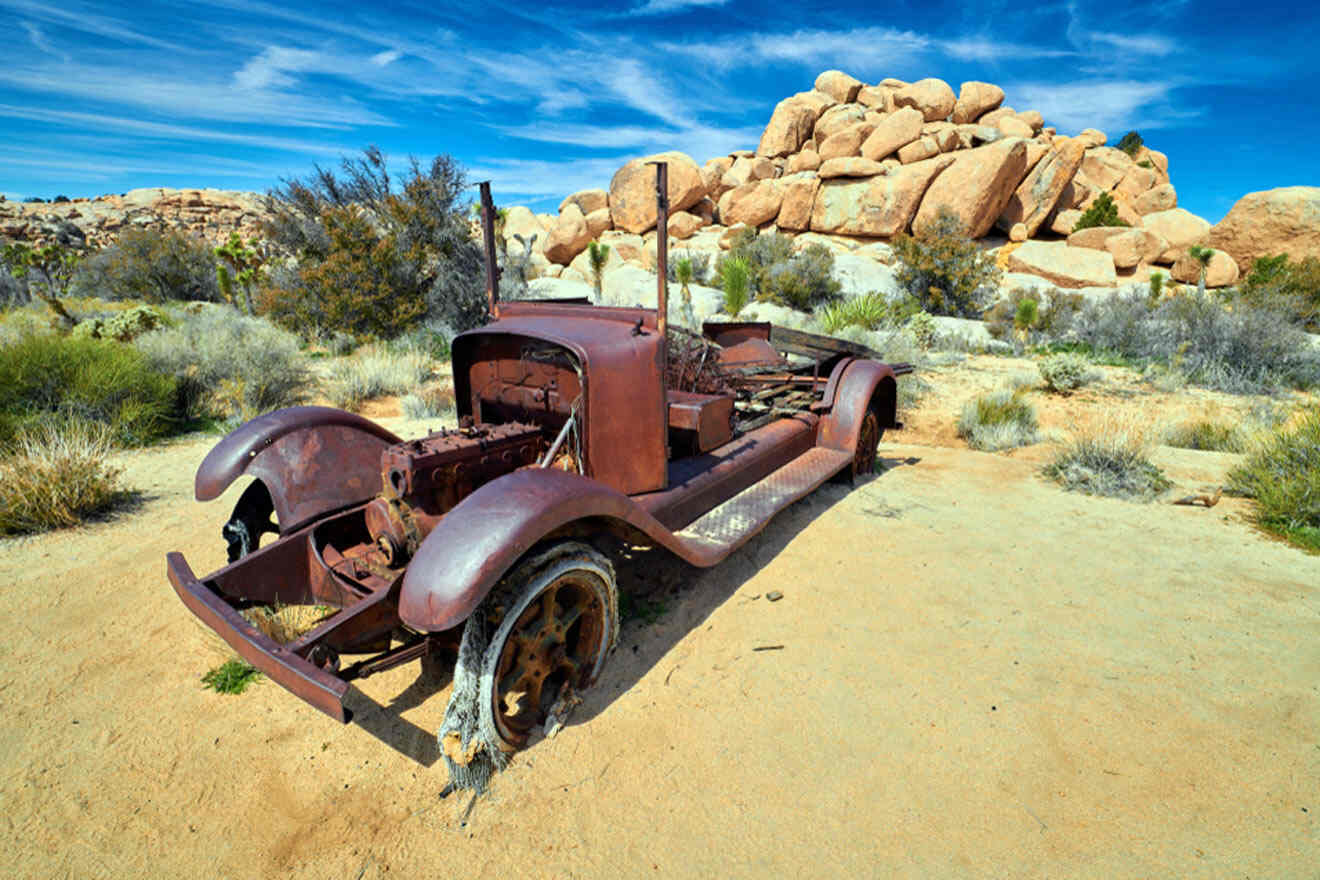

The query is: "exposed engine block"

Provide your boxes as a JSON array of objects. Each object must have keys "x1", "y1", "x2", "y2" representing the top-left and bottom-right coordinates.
[{"x1": 364, "y1": 422, "x2": 544, "y2": 564}]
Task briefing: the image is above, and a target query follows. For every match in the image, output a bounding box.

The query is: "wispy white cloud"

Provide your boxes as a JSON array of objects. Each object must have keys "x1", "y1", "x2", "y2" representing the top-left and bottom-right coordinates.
[
  {"x1": 20, "y1": 20, "x2": 69, "y2": 61},
  {"x1": 662, "y1": 26, "x2": 933, "y2": 75},
  {"x1": 1086, "y1": 32, "x2": 1176, "y2": 56},
  {"x1": 0, "y1": 0, "x2": 182, "y2": 50},
  {"x1": 1005, "y1": 79, "x2": 1192, "y2": 133},
  {"x1": 371, "y1": 49, "x2": 403, "y2": 66},
  {"x1": 233, "y1": 46, "x2": 322, "y2": 90},
  {"x1": 465, "y1": 157, "x2": 626, "y2": 202},
  {"x1": 0, "y1": 104, "x2": 351, "y2": 153},
  {"x1": 939, "y1": 36, "x2": 1074, "y2": 62},
  {"x1": 0, "y1": 62, "x2": 394, "y2": 129},
  {"x1": 628, "y1": 0, "x2": 729, "y2": 16}
]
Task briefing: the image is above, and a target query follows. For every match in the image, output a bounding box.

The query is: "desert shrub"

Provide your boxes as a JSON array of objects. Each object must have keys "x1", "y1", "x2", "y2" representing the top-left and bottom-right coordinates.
[
  {"x1": 719, "y1": 256, "x2": 750, "y2": 317},
  {"x1": 133, "y1": 305, "x2": 313, "y2": 424},
  {"x1": 1072, "y1": 192, "x2": 1128, "y2": 232},
  {"x1": 1228, "y1": 409, "x2": 1320, "y2": 552},
  {"x1": 1162, "y1": 420, "x2": 1246, "y2": 453},
  {"x1": 262, "y1": 147, "x2": 487, "y2": 338},
  {"x1": 666, "y1": 250, "x2": 712, "y2": 286},
  {"x1": 0, "y1": 420, "x2": 131, "y2": 534},
  {"x1": 0, "y1": 333, "x2": 179, "y2": 446},
  {"x1": 1147, "y1": 270, "x2": 1165, "y2": 302},
  {"x1": 819, "y1": 292, "x2": 887, "y2": 333},
  {"x1": 1043, "y1": 421, "x2": 1172, "y2": 500},
  {"x1": 0, "y1": 263, "x2": 28, "y2": 309},
  {"x1": 892, "y1": 208, "x2": 1000, "y2": 318},
  {"x1": 759, "y1": 244, "x2": 841, "y2": 310},
  {"x1": 401, "y1": 384, "x2": 456, "y2": 419},
  {"x1": 1038, "y1": 352, "x2": 1096, "y2": 393},
  {"x1": 1239, "y1": 254, "x2": 1320, "y2": 330},
  {"x1": 956, "y1": 389, "x2": 1039, "y2": 451},
  {"x1": 984, "y1": 287, "x2": 1085, "y2": 344},
  {"x1": 73, "y1": 228, "x2": 220, "y2": 303},
  {"x1": 70, "y1": 305, "x2": 166, "y2": 342},
  {"x1": 4, "y1": 242, "x2": 82, "y2": 328},
  {"x1": 1072, "y1": 289, "x2": 1320, "y2": 392},
  {"x1": 325, "y1": 343, "x2": 435, "y2": 411},
  {"x1": 390, "y1": 322, "x2": 453, "y2": 360},
  {"x1": 906, "y1": 311, "x2": 937, "y2": 350},
  {"x1": 1116, "y1": 131, "x2": 1143, "y2": 157},
  {"x1": 722, "y1": 229, "x2": 840, "y2": 311}
]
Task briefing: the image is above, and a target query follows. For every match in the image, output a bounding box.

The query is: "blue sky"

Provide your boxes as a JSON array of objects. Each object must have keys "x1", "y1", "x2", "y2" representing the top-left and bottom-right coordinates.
[{"x1": 1, "y1": 0, "x2": 1316, "y2": 224}]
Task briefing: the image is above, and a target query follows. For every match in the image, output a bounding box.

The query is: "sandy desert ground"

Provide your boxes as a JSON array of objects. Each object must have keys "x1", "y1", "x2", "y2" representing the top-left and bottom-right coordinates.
[{"x1": 1, "y1": 355, "x2": 1316, "y2": 879}]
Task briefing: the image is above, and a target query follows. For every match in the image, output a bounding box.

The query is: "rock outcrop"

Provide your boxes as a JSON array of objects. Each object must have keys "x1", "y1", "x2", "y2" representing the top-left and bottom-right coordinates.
[
  {"x1": 1208, "y1": 186, "x2": 1320, "y2": 267},
  {"x1": 608, "y1": 151, "x2": 707, "y2": 234}
]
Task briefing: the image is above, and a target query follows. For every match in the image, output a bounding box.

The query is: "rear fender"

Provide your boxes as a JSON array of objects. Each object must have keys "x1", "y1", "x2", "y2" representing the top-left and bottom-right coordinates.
[
  {"x1": 398, "y1": 467, "x2": 682, "y2": 632},
  {"x1": 817, "y1": 360, "x2": 899, "y2": 455},
  {"x1": 195, "y1": 406, "x2": 401, "y2": 534}
]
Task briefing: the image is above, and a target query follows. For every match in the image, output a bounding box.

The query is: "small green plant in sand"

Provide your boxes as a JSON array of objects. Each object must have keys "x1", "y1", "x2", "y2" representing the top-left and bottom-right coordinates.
[
  {"x1": 1044, "y1": 420, "x2": 1172, "y2": 501},
  {"x1": 1228, "y1": 409, "x2": 1320, "y2": 553},
  {"x1": 201, "y1": 658, "x2": 261, "y2": 694}
]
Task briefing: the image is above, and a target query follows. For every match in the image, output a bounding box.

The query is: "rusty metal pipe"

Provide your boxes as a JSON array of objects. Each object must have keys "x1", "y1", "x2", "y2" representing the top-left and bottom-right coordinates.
[
  {"x1": 479, "y1": 181, "x2": 501, "y2": 321},
  {"x1": 649, "y1": 162, "x2": 669, "y2": 341}
]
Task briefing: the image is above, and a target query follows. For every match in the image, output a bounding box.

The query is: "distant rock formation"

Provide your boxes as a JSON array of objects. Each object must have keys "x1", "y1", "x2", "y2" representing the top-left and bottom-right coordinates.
[{"x1": 0, "y1": 188, "x2": 271, "y2": 250}]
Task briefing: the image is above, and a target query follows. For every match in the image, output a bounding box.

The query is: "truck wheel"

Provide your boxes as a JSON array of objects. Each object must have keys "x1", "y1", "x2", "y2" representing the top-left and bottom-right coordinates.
[
  {"x1": 851, "y1": 407, "x2": 882, "y2": 479},
  {"x1": 479, "y1": 542, "x2": 619, "y2": 750}
]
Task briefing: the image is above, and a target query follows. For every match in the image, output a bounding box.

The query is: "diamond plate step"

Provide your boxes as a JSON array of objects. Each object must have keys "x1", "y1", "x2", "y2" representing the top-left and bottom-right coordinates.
[{"x1": 675, "y1": 447, "x2": 852, "y2": 556}]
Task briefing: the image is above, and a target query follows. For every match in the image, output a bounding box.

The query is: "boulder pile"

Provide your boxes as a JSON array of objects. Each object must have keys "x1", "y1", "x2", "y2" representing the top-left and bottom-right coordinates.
[{"x1": 512, "y1": 71, "x2": 1317, "y2": 294}]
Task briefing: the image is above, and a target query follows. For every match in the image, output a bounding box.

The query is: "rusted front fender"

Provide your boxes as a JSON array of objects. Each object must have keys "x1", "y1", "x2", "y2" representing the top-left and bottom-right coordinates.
[
  {"x1": 817, "y1": 360, "x2": 899, "y2": 454},
  {"x1": 398, "y1": 467, "x2": 686, "y2": 632},
  {"x1": 195, "y1": 406, "x2": 401, "y2": 533}
]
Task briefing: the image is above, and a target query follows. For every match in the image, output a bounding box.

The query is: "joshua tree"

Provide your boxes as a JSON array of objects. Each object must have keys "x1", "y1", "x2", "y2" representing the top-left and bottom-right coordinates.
[
  {"x1": 215, "y1": 233, "x2": 264, "y2": 316},
  {"x1": 4, "y1": 242, "x2": 80, "y2": 329},
  {"x1": 1188, "y1": 245, "x2": 1215, "y2": 297},
  {"x1": 586, "y1": 240, "x2": 609, "y2": 301},
  {"x1": 1013, "y1": 298, "x2": 1038, "y2": 349}
]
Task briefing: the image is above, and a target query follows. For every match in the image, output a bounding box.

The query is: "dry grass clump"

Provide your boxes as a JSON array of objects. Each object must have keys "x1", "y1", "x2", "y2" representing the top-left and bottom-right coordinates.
[
  {"x1": 1044, "y1": 418, "x2": 1172, "y2": 501},
  {"x1": 401, "y1": 384, "x2": 456, "y2": 419},
  {"x1": 1228, "y1": 409, "x2": 1320, "y2": 552},
  {"x1": 326, "y1": 343, "x2": 435, "y2": 411},
  {"x1": 0, "y1": 421, "x2": 131, "y2": 534},
  {"x1": 956, "y1": 389, "x2": 1039, "y2": 451},
  {"x1": 240, "y1": 603, "x2": 336, "y2": 645},
  {"x1": 1162, "y1": 420, "x2": 1247, "y2": 453}
]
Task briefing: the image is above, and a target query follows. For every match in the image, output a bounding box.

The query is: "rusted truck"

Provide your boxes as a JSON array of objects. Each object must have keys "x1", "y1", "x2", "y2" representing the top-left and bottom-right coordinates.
[{"x1": 166, "y1": 166, "x2": 909, "y2": 783}]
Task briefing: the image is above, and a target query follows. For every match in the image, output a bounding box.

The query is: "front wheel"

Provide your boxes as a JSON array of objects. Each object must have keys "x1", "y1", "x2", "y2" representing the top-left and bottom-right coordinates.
[
  {"x1": 851, "y1": 407, "x2": 882, "y2": 479},
  {"x1": 479, "y1": 542, "x2": 619, "y2": 750}
]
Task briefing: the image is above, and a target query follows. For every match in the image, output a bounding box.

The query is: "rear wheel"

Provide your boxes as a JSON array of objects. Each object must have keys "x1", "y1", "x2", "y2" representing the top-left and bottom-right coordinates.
[{"x1": 479, "y1": 543, "x2": 618, "y2": 750}]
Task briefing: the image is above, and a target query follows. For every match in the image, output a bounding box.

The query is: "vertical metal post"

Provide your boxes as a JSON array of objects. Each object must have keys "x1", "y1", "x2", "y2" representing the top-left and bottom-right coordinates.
[
  {"x1": 479, "y1": 181, "x2": 501, "y2": 321},
  {"x1": 649, "y1": 161, "x2": 669, "y2": 342}
]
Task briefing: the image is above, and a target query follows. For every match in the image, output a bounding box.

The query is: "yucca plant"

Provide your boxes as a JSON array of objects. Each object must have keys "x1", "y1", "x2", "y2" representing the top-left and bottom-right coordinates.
[
  {"x1": 586, "y1": 240, "x2": 610, "y2": 300},
  {"x1": 1188, "y1": 245, "x2": 1215, "y2": 297}
]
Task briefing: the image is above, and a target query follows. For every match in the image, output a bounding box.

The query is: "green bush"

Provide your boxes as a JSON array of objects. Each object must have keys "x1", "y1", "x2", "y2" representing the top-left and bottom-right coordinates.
[
  {"x1": 0, "y1": 420, "x2": 132, "y2": 534},
  {"x1": 201, "y1": 658, "x2": 261, "y2": 695},
  {"x1": 1228, "y1": 410, "x2": 1320, "y2": 552},
  {"x1": 133, "y1": 305, "x2": 313, "y2": 424},
  {"x1": 1116, "y1": 131, "x2": 1143, "y2": 158},
  {"x1": 1072, "y1": 192, "x2": 1128, "y2": 232},
  {"x1": 892, "y1": 208, "x2": 1000, "y2": 318},
  {"x1": 1239, "y1": 254, "x2": 1320, "y2": 330},
  {"x1": 956, "y1": 389, "x2": 1039, "y2": 451},
  {"x1": 1038, "y1": 353, "x2": 1096, "y2": 393},
  {"x1": 1044, "y1": 422, "x2": 1172, "y2": 500},
  {"x1": 73, "y1": 228, "x2": 220, "y2": 302},
  {"x1": 262, "y1": 147, "x2": 487, "y2": 338},
  {"x1": 0, "y1": 333, "x2": 179, "y2": 446},
  {"x1": 719, "y1": 256, "x2": 751, "y2": 318},
  {"x1": 70, "y1": 305, "x2": 166, "y2": 342}
]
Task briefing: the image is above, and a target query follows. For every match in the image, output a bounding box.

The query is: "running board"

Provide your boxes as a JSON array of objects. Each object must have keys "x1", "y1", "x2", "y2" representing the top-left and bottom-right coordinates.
[{"x1": 674, "y1": 447, "x2": 853, "y2": 558}]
